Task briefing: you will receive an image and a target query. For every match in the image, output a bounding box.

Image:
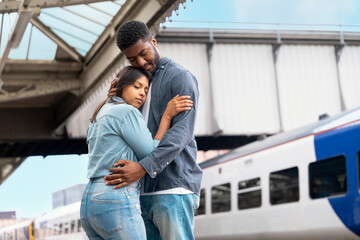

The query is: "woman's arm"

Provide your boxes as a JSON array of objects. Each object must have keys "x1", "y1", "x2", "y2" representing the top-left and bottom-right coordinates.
[
  {"x1": 119, "y1": 96, "x2": 192, "y2": 160},
  {"x1": 154, "y1": 95, "x2": 193, "y2": 140}
]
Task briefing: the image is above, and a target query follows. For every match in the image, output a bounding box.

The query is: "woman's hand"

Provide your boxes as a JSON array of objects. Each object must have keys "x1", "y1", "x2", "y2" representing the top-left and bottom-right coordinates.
[
  {"x1": 107, "y1": 77, "x2": 119, "y2": 98},
  {"x1": 164, "y1": 95, "x2": 193, "y2": 120}
]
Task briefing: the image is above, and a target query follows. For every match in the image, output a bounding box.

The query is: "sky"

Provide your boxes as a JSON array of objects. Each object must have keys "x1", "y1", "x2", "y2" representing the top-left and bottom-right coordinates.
[
  {"x1": 1, "y1": 0, "x2": 360, "y2": 219},
  {"x1": 163, "y1": 0, "x2": 360, "y2": 31}
]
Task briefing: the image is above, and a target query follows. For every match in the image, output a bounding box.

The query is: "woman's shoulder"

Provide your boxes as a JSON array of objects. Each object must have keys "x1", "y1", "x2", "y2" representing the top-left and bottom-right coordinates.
[
  {"x1": 107, "y1": 103, "x2": 145, "y2": 122},
  {"x1": 106, "y1": 102, "x2": 136, "y2": 116}
]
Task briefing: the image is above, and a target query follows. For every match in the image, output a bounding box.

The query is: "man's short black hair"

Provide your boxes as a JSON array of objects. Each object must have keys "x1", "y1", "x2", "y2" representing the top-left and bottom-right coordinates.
[{"x1": 116, "y1": 20, "x2": 152, "y2": 50}]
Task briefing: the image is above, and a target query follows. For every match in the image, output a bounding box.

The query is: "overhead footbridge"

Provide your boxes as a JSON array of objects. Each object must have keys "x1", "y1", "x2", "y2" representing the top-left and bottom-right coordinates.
[{"x1": 0, "y1": 0, "x2": 186, "y2": 184}]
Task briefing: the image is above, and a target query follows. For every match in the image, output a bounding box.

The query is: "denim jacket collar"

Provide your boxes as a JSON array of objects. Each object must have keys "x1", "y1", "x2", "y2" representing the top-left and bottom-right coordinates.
[{"x1": 109, "y1": 96, "x2": 125, "y2": 104}]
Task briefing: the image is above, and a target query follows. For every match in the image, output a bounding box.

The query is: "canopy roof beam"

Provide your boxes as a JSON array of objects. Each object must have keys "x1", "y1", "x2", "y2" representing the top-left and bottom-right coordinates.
[
  {"x1": 30, "y1": 17, "x2": 83, "y2": 62},
  {"x1": 0, "y1": 157, "x2": 26, "y2": 186},
  {"x1": 0, "y1": 0, "x2": 112, "y2": 13},
  {"x1": 0, "y1": 78, "x2": 80, "y2": 103},
  {"x1": 84, "y1": 0, "x2": 137, "y2": 64},
  {"x1": 0, "y1": 3, "x2": 32, "y2": 81}
]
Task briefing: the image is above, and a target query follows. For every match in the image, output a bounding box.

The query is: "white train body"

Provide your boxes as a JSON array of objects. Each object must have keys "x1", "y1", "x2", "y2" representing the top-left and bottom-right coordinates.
[
  {"x1": 195, "y1": 107, "x2": 360, "y2": 240},
  {"x1": 0, "y1": 219, "x2": 34, "y2": 240},
  {"x1": 33, "y1": 202, "x2": 86, "y2": 240}
]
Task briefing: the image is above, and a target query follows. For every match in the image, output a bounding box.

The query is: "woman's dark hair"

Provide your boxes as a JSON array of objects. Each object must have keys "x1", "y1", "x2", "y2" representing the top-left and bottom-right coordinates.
[
  {"x1": 90, "y1": 66, "x2": 152, "y2": 122},
  {"x1": 116, "y1": 20, "x2": 152, "y2": 50}
]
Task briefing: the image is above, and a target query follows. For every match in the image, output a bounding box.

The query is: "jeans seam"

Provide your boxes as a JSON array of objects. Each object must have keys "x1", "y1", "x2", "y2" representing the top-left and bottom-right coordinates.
[
  {"x1": 180, "y1": 195, "x2": 185, "y2": 238},
  {"x1": 127, "y1": 189, "x2": 142, "y2": 240}
]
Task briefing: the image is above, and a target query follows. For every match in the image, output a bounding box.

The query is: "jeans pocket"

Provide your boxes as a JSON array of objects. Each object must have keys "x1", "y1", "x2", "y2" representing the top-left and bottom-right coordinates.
[{"x1": 90, "y1": 192, "x2": 124, "y2": 234}]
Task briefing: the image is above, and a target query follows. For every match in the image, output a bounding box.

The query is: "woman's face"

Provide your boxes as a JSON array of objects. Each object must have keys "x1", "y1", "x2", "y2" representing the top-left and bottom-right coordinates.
[{"x1": 121, "y1": 75, "x2": 149, "y2": 109}]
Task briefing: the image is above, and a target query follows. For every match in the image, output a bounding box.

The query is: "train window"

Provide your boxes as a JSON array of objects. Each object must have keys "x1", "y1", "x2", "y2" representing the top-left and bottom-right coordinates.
[
  {"x1": 309, "y1": 155, "x2": 347, "y2": 199},
  {"x1": 59, "y1": 223, "x2": 63, "y2": 235},
  {"x1": 270, "y1": 167, "x2": 299, "y2": 205},
  {"x1": 65, "y1": 223, "x2": 68, "y2": 234},
  {"x1": 239, "y1": 178, "x2": 260, "y2": 190},
  {"x1": 238, "y1": 178, "x2": 261, "y2": 210},
  {"x1": 197, "y1": 189, "x2": 206, "y2": 215},
  {"x1": 54, "y1": 224, "x2": 58, "y2": 235},
  {"x1": 211, "y1": 183, "x2": 231, "y2": 213},
  {"x1": 71, "y1": 220, "x2": 75, "y2": 233},
  {"x1": 77, "y1": 219, "x2": 82, "y2": 232}
]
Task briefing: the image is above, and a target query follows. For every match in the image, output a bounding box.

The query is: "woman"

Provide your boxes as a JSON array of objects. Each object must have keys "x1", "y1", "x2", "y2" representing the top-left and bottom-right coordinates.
[{"x1": 80, "y1": 66, "x2": 193, "y2": 240}]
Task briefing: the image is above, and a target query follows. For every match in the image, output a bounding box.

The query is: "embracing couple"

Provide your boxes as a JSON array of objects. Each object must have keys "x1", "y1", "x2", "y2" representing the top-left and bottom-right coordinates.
[{"x1": 80, "y1": 20, "x2": 203, "y2": 240}]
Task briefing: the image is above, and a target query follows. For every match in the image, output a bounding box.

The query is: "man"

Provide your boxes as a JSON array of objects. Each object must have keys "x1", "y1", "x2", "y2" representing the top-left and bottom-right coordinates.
[{"x1": 104, "y1": 20, "x2": 202, "y2": 240}]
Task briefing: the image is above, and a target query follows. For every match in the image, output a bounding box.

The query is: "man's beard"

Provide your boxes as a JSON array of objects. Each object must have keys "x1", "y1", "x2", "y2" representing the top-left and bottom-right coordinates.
[{"x1": 151, "y1": 45, "x2": 160, "y2": 74}]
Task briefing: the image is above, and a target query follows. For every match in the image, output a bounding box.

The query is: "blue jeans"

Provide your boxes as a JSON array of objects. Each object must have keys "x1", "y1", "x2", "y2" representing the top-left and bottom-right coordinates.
[
  {"x1": 140, "y1": 194, "x2": 199, "y2": 240},
  {"x1": 80, "y1": 178, "x2": 146, "y2": 240}
]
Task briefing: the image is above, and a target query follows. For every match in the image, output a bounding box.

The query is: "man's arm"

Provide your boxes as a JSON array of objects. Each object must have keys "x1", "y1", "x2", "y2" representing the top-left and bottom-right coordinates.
[{"x1": 139, "y1": 70, "x2": 198, "y2": 178}]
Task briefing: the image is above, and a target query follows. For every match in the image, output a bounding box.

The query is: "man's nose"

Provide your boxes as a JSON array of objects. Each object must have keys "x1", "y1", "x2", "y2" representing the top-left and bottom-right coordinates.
[{"x1": 136, "y1": 57, "x2": 146, "y2": 67}]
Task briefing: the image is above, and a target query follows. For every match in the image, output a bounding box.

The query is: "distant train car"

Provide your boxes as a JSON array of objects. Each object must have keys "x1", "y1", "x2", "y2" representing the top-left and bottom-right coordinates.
[
  {"x1": 33, "y1": 202, "x2": 86, "y2": 240},
  {"x1": 0, "y1": 219, "x2": 34, "y2": 240},
  {"x1": 195, "y1": 107, "x2": 360, "y2": 240}
]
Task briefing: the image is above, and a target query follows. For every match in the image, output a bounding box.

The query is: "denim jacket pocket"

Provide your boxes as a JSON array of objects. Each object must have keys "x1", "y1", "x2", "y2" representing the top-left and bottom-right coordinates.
[{"x1": 89, "y1": 191, "x2": 125, "y2": 234}]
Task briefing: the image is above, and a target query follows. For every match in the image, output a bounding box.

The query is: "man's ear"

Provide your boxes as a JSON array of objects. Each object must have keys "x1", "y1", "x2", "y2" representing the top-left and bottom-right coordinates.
[{"x1": 151, "y1": 36, "x2": 158, "y2": 48}]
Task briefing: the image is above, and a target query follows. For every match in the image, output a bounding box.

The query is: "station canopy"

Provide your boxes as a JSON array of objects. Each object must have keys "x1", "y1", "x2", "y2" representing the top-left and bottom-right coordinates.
[
  {"x1": 3, "y1": 0, "x2": 126, "y2": 59},
  {"x1": 0, "y1": 0, "x2": 185, "y2": 185}
]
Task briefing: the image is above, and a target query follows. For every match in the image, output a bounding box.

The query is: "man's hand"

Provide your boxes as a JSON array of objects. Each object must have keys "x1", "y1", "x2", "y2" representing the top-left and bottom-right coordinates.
[
  {"x1": 107, "y1": 77, "x2": 119, "y2": 98},
  {"x1": 104, "y1": 160, "x2": 147, "y2": 189}
]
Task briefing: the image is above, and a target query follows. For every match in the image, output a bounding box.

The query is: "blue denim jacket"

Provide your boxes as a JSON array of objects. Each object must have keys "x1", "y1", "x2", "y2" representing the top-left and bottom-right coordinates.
[
  {"x1": 139, "y1": 57, "x2": 203, "y2": 195},
  {"x1": 86, "y1": 97, "x2": 159, "y2": 178}
]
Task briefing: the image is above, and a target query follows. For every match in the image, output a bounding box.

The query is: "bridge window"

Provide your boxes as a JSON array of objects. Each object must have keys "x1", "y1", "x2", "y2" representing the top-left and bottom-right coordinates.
[
  {"x1": 197, "y1": 189, "x2": 206, "y2": 215},
  {"x1": 270, "y1": 167, "x2": 299, "y2": 205},
  {"x1": 309, "y1": 155, "x2": 347, "y2": 199},
  {"x1": 211, "y1": 183, "x2": 231, "y2": 213},
  {"x1": 238, "y1": 177, "x2": 261, "y2": 210}
]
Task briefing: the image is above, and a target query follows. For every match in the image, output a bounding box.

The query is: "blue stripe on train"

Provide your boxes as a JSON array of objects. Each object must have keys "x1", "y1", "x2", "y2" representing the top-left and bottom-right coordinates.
[{"x1": 314, "y1": 123, "x2": 360, "y2": 237}]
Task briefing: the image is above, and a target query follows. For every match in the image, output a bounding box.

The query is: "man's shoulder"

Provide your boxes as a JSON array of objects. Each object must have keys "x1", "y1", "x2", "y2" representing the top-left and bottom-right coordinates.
[
  {"x1": 166, "y1": 58, "x2": 188, "y2": 73},
  {"x1": 163, "y1": 58, "x2": 195, "y2": 81}
]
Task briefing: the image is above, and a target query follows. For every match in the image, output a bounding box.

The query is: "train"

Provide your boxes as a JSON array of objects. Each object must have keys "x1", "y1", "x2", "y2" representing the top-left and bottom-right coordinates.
[
  {"x1": 195, "y1": 106, "x2": 360, "y2": 239},
  {"x1": 1, "y1": 106, "x2": 360, "y2": 240},
  {"x1": 0, "y1": 219, "x2": 34, "y2": 240},
  {"x1": 0, "y1": 202, "x2": 87, "y2": 240}
]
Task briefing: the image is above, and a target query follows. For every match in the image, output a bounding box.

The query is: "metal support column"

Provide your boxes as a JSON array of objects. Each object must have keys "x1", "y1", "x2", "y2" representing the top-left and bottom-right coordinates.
[
  {"x1": 272, "y1": 29, "x2": 283, "y2": 132},
  {"x1": 206, "y1": 28, "x2": 222, "y2": 136},
  {"x1": 334, "y1": 29, "x2": 346, "y2": 111}
]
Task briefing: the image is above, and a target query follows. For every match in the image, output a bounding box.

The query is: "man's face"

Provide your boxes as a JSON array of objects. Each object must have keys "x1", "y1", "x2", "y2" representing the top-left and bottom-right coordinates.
[{"x1": 123, "y1": 37, "x2": 160, "y2": 74}]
